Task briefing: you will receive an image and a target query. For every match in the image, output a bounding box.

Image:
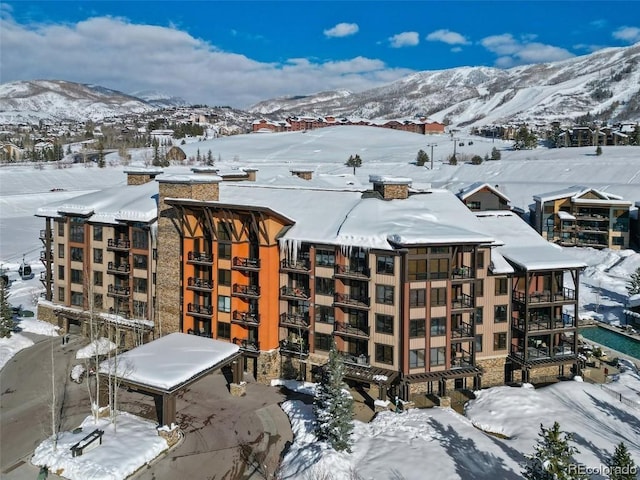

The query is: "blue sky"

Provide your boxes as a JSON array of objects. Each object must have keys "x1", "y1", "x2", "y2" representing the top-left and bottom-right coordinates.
[{"x1": 2, "y1": 1, "x2": 640, "y2": 108}]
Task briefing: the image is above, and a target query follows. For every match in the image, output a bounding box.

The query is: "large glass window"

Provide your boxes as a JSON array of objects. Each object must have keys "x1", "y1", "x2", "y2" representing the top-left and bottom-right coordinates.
[
  {"x1": 315, "y1": 249, "x2": 335, "y2": 267},
  {"x1": 70, "y1": 247, "x2": 83, "y2": 262},
  {"x1": 429, "y1": 258, "x2": 449, "y2": 279},
  {"x1": 430, "y1": 347, "x2": 446, "y2": 366},
  {"x1": 132, "y1": 227, "x2": 148, "y2": 249},
  {"x1": 93, "y1": 248, "x2": 103, "y2": 264},
  {"x1": 494, "y1": 305, "x2": 508, "y2": 323},
  {"x1": 316, "y1": 277, "x2": 334, "y2": 296},
  {"x1": 375, "y1": 343, "x2": 393, "y2": 365},
  {"x1": 375, "y1": 285, "x2": 394, "y2": 305},
  {"x1": 315, "y1": 333, "x2": 332, "y2": 351},
  {"x1": 475, "y1": 335, "x2": 483, "y2": 353},
  {"x1": 57, "y1": 220, "x2": 65, "y2": 237},
  {"x1": 316, "y1": 306, "x2": 335, "y2": 324},
  {"x1": 58, "y1": 244, "x2": 64, "y2": 258},
  {"x1": 58, "y1": 287, "x2": 65, "y2": 301},
  {"x1": 409, "y1": 318, "x2": 426, "y2": 337},
  {"x1": 493, "y1": 332, "x2": 507, "y2": 350},
  {"x1": 409, "y1": 349, "x2": 425, "y2": 368},
  {"x1": 217, "y1": 222, "x2": 232, "y2": 241},
  {"x1": 217, "y1": 295, "x2": 231, "y2": 313},
  {"x1": 71, "y1": 269, "x2": 83, "y2": 284},
  {"x1": 70, "y1": 218, "x2": 84, "y2": 243},
  {"x1": 93, "y1": 225, "x2": 103, "y2": 242},
  {"x1": 431, "y1": 287, "x2": 447, "y2": 306},
  {"x1": 133, "y1": 254, "x2": 148, "y2": 269},
  {"x1": 217, "y1": 322, "x2": 231, "y2": 339},
  {"x1": 409, "y1": 289, "x2": 426, "y2": 307},
  {"x1": 408, "y1": 259, "x2": 427, "y2": 281},
  {"x1": 93, "y1": 271, "x2": 103, "y2": 286},
  {"x1": 430, "y1": 317, "x2": 446, "y2": 336},
  {"x1": 218, "y1": 243, "x2": 231, "y2": 259},
  {"x1": 376, "y1": 255, "x2": 394, "y2": 274},
  {"x1": 133, "y1": 300, "x2": 147, "y2": 317},
  {"x1": 58, "y1": 265, "x2": 64, "y2": 280},
  {"x1": 375, "y1": 314, "x2": 394, "y2": 334},
  {"x1": 134, "y1": 277, "x2": 147, "y2": 294},
  {"x1": 218, "y1": 269, "x2": 231, "y2": 286},
  {"x1": 495, "y1": 277, "x2": 508, "y2": 295},
  {"x1": 71, "y1": 291, "x2": 83, "y2": 306}
]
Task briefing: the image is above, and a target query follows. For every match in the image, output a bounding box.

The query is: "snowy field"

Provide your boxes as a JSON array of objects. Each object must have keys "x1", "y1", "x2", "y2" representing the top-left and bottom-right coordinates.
[{"x1": 1, "y1": 126, "x2": 639, "y2": 479}]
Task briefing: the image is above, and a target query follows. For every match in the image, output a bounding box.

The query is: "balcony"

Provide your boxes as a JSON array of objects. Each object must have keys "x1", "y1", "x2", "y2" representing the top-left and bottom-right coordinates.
[
  {"x1": 451, "y1": 265, "x2": 474, "y2": 281},
  {"x1": 187, "y1": 277, "x2": 214, "y2": 291},
  {"x1": 279, "y1": 312, "x2": 310, "y2": 329},
  {"x1": 280, "y1": 286, "x2": 310, "y2": 300},
  {"x1": 107, "y1": 261, "x2": 130, "y2": 275},
  {"x1": 232, "y1": 310, "x2": 260, "y2": 326},
  {"x1": 334, "y1": 264, "x2": 370, "y2": 280},
  {"x1": 512, "y1": 313, "x2": 575, "y2": 332},
  {"x1": 39, "y1": 250, "x2": 51, "y2": 264},
  {"x1": 338, "y1": 351, "x2": 370, "y2": 367},
  {"x1": 107, "y1": 238, "x2": 131, "y2": 251},
  {"x1": 451, "y1": 351, "x2": 473, "y2": 368},
  {"x1": 334, "y1": 321, "x2": 370, "y2": 339},
  {"x1": 451, "y1": 322, "x2": 474, "y2": 341},
  {"x1": 510, "y1": 344, "x2": 576, "y2": 363},
  {"x1": 186, "y1": 303, "x2": 213, "y2": 317},
  {"x1": 512, "y1": 288, "x2": 575, "y2": 304},
  {"x1": 107, "y1": 284, "x2": 130, "y2": 297},
  {"x1": 279, "y1": 339, "x2": 309, "y2": 356},
  {"x1": 187, "y1": 251, "x2": 213, "y2": 265},
  {"x1": 451, "y1": 293, "x2": 474, "y2": 310},
  {"x1": 233, "y1": 337, "x2": 260, "y2": 353},
  {"x1": 39, "y1": 271, "x2": 50, "y2": 282},
  {"x1": 187, "y1": 328, "x2": 212, "y2": 338},
  {"x1": 232, "y1": 256, "x2": 261, "y2": 271},
  {"x1": 232, "y1": 283, "x2": 260, "y2": 299},
  {"x1": 333, "y1": 292, "x2": 370, "y2": 310},
  {"x1": 280, "y1": 258, "x2": 311, "y2": 273},
  {"x1": 39, "y1": 229, "x2": 52, "y2": 243}
]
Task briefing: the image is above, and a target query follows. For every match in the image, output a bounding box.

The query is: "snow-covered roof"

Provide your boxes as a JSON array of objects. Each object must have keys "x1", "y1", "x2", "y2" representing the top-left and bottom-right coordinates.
[
  {"x1": 369, "y1": 175, "x2": 412, "y2": 185},
  {"x1": 557, "y1": 210, "x2": 576, "y2": 220},
  {"x1": 475, "y1": 211, "x2": 587, "y2": 271},
  {"x1": 533, "y1": 185, "x2": 630, "y2": 204},
  {"x1": 98, "y1": 332, "x2": 240, "y2": 392},
  {"x1": 457, "y1": 182, "x2": 511, "y2": 202}
]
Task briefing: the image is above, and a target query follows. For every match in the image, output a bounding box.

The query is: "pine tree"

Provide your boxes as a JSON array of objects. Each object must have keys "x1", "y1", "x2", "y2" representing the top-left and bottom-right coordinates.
[
  {"x1": 608, "y1": 442, "x2": 637, "y2": 480},
  {"x1": 522, "y1": 422, "x2": 586, "y2": 480},
  {"x1": 627, "y1": 267, "x2": 640, "y2": 296},
  {"x1": 97, "y1": 142, "x2": 105, "y2": 168},
  {"x1": 345, "y1": 154, "x2": 362, "y2": 174},
  {"x1": 206, "y1": 149, "x2": 214, "y2": 166},
  {"x1": 491, "y1": 147, "x2": 501, "y2": 160},
  {"x1": 596, "y1": 145, "x2": 603, "y2": 156},
  {"x1": 313, "y1": 339, "x2": 354, "y2": 452},
  {"x1": 0, "y1": 277, "x2": 14, "y2": 338},
  {"x1": 416, "y1": 149, "x2": 429, "y2": 166}
]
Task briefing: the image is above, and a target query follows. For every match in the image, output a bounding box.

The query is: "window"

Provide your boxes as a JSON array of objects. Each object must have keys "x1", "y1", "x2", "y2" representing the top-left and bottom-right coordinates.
[
  {"x1": 93, "y1": 271, "x2": 103, "y2": 286},
  {"x1": 58, "y1": 287, "x2": 65, "y2": 301},
  {"x1": 316, "y1": 277, "x2": 334, "y2": 296},
  {"x1": 612, "y1": 236, "x2": 624, "y2": 246},
  {"x1": 376, "y1": 255, "x2": 394, "y2": 274},
  {"x1": 429, "y1": 258, "x2": 449, "y2": 280},
  {"x1": 475, "y1": 280, "x2": 484, "y2": 297},
  {"x1": 71, "y1": 269, "x2": 83, "y2": 284},
  {"x1": 93, "y1": 248, "x2": 103, "y2": 264},
  {"x1": 409, "y1": 289, "x2": 426, "y2": 307},
  {"x1": 431, "y1": 287, "x2": 446, "y2": 306},
  {"x1": 71, "y1": 291, "x2": 83, "y2": 306},
  {"x1": 132, "y1": 227, "x2": 148, "y2": 249},
  {"x1": 408, "y1": 259, "x2": 427, "y2": 281},
  {"x1": 218, "y1": 243, "x2": 231, "y2": 259},
  {"x1": 467, "y1": 201, "x2": 481, "y2": 210},
  {"x1": 375, "y1": 314, "x2": 394, "y2": 334},
  {"x1": 57, "y1": 220, "x2": 65, "y2": 237},
  {"x1": 409, "y1": 247, "x2": 428, "y2": 255},
  {"x1": 430, "y1": 317, "x2": 446, "y2": 336},
  {"x1": 217, "y1": 322, "x2": 231, "y2": 339},
  {"x1": 134, "y1": 277, "x2": 147, "y2": 294},
  {"x1": 409, "y1": 349, "x2": 425, "y2": 368},
  {"x1": 58, "y1": 265, "x2": 65, "y2": 280},
  {"x1": 409, "y1": 318, "x2": 426, "y2": 337},
  {"x1": 430, "y1": 246, "x2": 449, "y2": 254},
  {"x1": 93, "y1": 293, "x2": 103, "y2": 309},
  {"x1": 133, "y1": 300, "x2": 147, "y2": 317},
  {"x1": 315, "y1": 249, "x2": 335, "y2": 267},
  {"x1": 494, "y1": 305, "x2": 508, "y2": 323},
  {"x1": 495, "y1": 277, "x2": 508, "y2": 295},
  {"x1": 70, "y1": 218, "x2": 84, "y2": 243},
  {"x1": 475, "y1": 335, "x2": 483, "y2": 353},
  {"x1": 493, "y1": 332, "x2": 507, "y2": 350},
  {"x1": 315, "y1": 333, "x2": 332, "y2": 351},
  {"x1": 375, "y1": 285, "x2": 394, "y2": 305},
  {"x1": 133, "y1": 254, "x2": 148, "y2": 269},
  {"x1": 316, "y1": 305, "x2": 334, "y2": 324},
  {"x1": 217, "y1": 295, "x2": 230, "y2": 313},
  {"x1": 93, "y1": 225, "x2": 103, "y2": 242},
  {"x1": 477, "y1": 251, "x2": 484, "y2": 269},
  {"x1": 58, "y1": 244, "x2": 64, "y2": 259},
  {"x1": 71, "y1": 247, "x2": 83, "y2": 262},
  {"x1": 218, "y1": 269, "x2": 231, "y2": 286},
  {"x1": 375, "y1": 344, "x2": 393, "y2": 365},
  {"x1": 217, "y1": 222, "x2": 232, "y2": 241},
  {"x1": 475, "y1": 307, "x2": 483, "y2": 325},
  {"x1": 430, "y1": 347, "x2": 446, "y2": 366}
]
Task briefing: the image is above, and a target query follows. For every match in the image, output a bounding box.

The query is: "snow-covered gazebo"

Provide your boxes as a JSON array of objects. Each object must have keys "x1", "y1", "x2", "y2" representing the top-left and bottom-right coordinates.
[{"x1": 99, "y1": 333, "x2": 242, "y2": 425}]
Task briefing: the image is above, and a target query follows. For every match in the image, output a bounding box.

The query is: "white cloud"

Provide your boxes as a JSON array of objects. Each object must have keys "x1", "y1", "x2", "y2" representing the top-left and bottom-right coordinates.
[
  {"x1": 612, "y1": 26, "x2": 640, "y2": 43},
  {"x1": 426, "y1": 29, "x2": 469, "y2": 45},
  {"x1": 323, "y1": 22, "x2": 359, "y2": 38},
  {"x1": 388, "y1": 31, "x2": 419, "y2": 48},
  {"x1": 481, "y1": 33, "x2": 574, "y2": 67},
  {"x1": 0, "y1": 15, "x2": 410, "y2": 108}
]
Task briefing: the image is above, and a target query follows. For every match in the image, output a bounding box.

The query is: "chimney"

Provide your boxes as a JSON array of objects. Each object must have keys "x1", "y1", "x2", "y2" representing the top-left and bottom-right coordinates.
[
  {"x1": 290, "y1": 169, "x2": 313, "y2": 181},
  {"x1": 244, "y1": 168, "x2": 258, "y2": 182},
  {"x1": 124, "y1": 167, "x2": 164, "y2": 185},
  {"x1": 370, "y1": 175, "x2": 412, "y2": 200}
]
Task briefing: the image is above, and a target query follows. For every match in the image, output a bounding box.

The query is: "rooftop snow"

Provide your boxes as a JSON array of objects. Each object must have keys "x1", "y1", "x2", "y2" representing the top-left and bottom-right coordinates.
[{"x1": 457, "y1": 182, "x2": 510, "y2": 202}]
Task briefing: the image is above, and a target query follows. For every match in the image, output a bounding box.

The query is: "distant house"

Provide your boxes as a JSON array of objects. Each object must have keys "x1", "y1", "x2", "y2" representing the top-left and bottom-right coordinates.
[
  {"x1": 423, "y1": 121, "x2": 446, "y2": 135},
  {"x1": 457, "y1": 183, "x2": 511, "y2": 212},
  {"x1": 0, "y1": 142, "x2": 23, "y2": 161},
  {"x1": 166, "y1": 146, "x2": 187, "y2": 162}
]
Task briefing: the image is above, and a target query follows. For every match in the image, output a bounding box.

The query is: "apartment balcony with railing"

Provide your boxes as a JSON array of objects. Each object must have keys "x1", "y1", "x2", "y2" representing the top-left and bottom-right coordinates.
[
  {"x1": 232, "y1": 256, "x2": 261, "y2": 271},
  {"x1": 39, "y1": 229, "x2": 52, "y2": 243},
  {"x1": 451, "y1": 265, "x2": 474, "y2": 281},
  {"x1": 232, "y1": 310, "x2": 260, "y2": 326},
  {"x1": 334, "y1": 264, "x2": 370, "y2": 280},
  {"x1": 280, "y1": 285, "x2": 310, "y2": 300},
  {"x1": 280, "y1": 258, "x2": 311, "y2": 274},
  {"x1": 511, "y1": 313, "x2": 575, "y2": 332},
  {"x1": 510, "y1": 343, "x2": 576, "y2": 363},
  {"x1": 232, "y1": 283, "x2": 260, "y2": 299},
  {"x1": 451, "y1": 350, "x2": 473, "y2": 368},
  {"x1": 451, "y1": 293, "x2": 474, "y2": 310},
  {"x1": 233, "y1": 337, "x2": 260, "y2": 352},
  {"x1": 338, "y1": 351, "x2": 370, "y2": 366},
  {"x1": 187, "y1": 251, "x2": 214, "y2": 265},
  {"x1": 39, "y1": 250, "x2": 52, "y2": 265},
  {"x1": 107, "y1": 284, "x2": 130, "y2": 297},
  {"x1": 512, "y1": 287, "x2": 575, "y2": 304},
  {"x1": 186, "y1": 303, "x2": 213, "y2": 317},
  {"x1": 279, "y1": 312, "x2": 310, "y2": 329},
  {"x1": 450, "y1": 321, "x2": 474, "y2": 341},
  {"x1": 107, "y1": 261, "x2": 131, "y2": 275},
  {"x1": 187, "y1": 277, "x2": 214, "y2": 291},
  {"x1": 334, "y1": 321, "x2": 370, "y2": 339},
  {"x1": 279, "y1": 339, "x2": 309, "y2": 356},
  {"x1": 333, "y1": 292, "x2": 370, "y2": 310},
  {"x1": 107, "y1": 238, "x2": 131, "y2": 251}
]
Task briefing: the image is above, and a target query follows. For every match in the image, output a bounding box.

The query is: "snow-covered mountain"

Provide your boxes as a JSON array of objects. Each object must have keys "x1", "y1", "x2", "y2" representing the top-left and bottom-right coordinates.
[
  {"x1": 0, "y1": 80, "x2": 156, "y2": 123},
  {"x1": 249, "y1": 43, "x2": 640, "y2": 127},
  {"x1": 131, "y1": 89, "x2": 187, "y2": 108}
]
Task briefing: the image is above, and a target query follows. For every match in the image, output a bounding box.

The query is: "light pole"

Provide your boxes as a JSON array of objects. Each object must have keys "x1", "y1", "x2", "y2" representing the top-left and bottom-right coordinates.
[
  {"x1": 452, "y1": 137, "x2": 460, "y2": 159},
  {"x1": 427, "y1": 143, "x2": 437, "y2": 169}
]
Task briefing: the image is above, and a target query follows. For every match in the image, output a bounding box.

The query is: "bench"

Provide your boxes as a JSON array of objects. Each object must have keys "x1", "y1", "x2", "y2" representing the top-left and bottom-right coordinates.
[{"x1": 70, "y1": 429, "x2": 104, "y2": 457}]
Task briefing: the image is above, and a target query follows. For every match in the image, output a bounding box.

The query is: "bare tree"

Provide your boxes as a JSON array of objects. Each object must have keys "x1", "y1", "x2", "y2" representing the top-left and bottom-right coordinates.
[{"x1": 49, "y1": 339, "x2": 59, "y2": 451}]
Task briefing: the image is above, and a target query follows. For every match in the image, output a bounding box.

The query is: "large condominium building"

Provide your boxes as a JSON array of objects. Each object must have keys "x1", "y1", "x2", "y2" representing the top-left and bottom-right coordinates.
[
  {"x1": 37, "y1": 169, "x2": 586, "y2": 402},
  {"x1": 532, "y1": 185, "x2": 632, "y2": 250}
]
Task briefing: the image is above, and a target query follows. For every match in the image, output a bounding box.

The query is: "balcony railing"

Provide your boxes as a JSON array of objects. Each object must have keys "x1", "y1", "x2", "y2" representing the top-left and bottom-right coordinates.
[
  {"x1": 233, "y1": 337, "x2": 260, "y2": 352},
  {"x1": 187, "y1": 251, "x2": 213, "y2": 264},
  {"x1": 512, "y1": 314, "x2": 575, "y2": 332},
  {"x1": 512, "y1": 288, "x2": 575, "y2": 304},
  {"x1": 39, "y1": 229, "x2": 52, "y2": 242},
  {"x1": 280, "y1": 286, "x2": 310, "y2": 300},
  {"x1": 451, "y1": 352, "x2": 473, "y2": 368},
  {"x1": 510, "y1": 345, "x2": 576, "y2": 362},
  {"x1": 232, "y1": 310, "x2": 260, "y2": 325},
  {"x1": 107, "y1": 238, "x2": 131, "y2": 250},
  {"x1": 451, "y1": 293, "x2": 474, "y2": 310},
  {"x1": 333, "y1": 292, "x2": 370, "y2": 309},
  {"x1": 334, "y1": 264, "x2": 370, "y2": 279},
  {"x1": 107, "y1": 261, "x2": 130, "y2": 274},
  {"x1": 107, "y1": 284, "x2": 130, "y2": 297},
  {"x1": 232, "y1": 256, "x2": 261, "y2": 270},
  {"x1": 187, "y1": 277, "x2": 214, "y2": 290},
  {"x1": 187, "y1": 328, "x2": 212, "y2": 338},
  {"x1": 39, "y1": 271, "x2": 51, "y2": 282},
  {"x1": 338, "y1": 351, "x2": 370, "y2": 367},
  {"x1": 451, "y1": 265, "x2": 474, "y2": 280},
  {"x1": 279, "y1": 312, "x2": 310, "y2": 329},
  {"x1": 279, "y1": 339, "x2": 309, "y2": 356},
  {"x1": 40, "y1": 250, "x2": 51, "y2": 262},
  {"x1": 280, "y1": 258, "x2": 311, "y2": 273},
  {"x1": 187, "y1": 303, "x2": 213, "y2": 316},
  {"x1": 232, "y1": 283, "x2": 260, "y2": 298},
  {"x1": 334, "y1": 321, "x2": 370, "y2": 338},
  {"x1": 451, "y1": 322, "x2": 474, "y2": 340}
]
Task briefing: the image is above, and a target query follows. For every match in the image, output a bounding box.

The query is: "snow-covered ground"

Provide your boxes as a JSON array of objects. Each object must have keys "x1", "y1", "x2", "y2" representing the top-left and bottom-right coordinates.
[{"x1": 0, "y1": 127, "x2": 639, "y2": 479}]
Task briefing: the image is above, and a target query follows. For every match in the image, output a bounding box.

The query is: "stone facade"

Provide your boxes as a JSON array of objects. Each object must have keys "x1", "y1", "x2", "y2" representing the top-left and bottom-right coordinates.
[
  {"x1": 37, "y1": 303, "x2": 59, "y2": 326},
  {"x1": 477, "y1": 356, "x2": 507, "y2": 387},
  {"x1": 256, "y1": 350, "x2": 280, "y2": 384},
  {"x1": 291, "y1": 170, "x2": 313, "y2": 180}
]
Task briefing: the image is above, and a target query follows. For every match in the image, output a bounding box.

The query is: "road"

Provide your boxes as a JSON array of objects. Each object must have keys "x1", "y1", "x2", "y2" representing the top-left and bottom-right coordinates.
[{"x1": 0, "y1": 334, "x2": 293, "y2": 480}]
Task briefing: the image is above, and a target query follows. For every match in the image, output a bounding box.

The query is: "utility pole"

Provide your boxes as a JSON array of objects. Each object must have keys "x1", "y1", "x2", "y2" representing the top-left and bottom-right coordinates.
[
  {"x1": 452, "y1": 137, "x2": 460, "y2": 158},
  {"x1": 427, "y1": 143, "x2": 437, "y2": 169}
]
